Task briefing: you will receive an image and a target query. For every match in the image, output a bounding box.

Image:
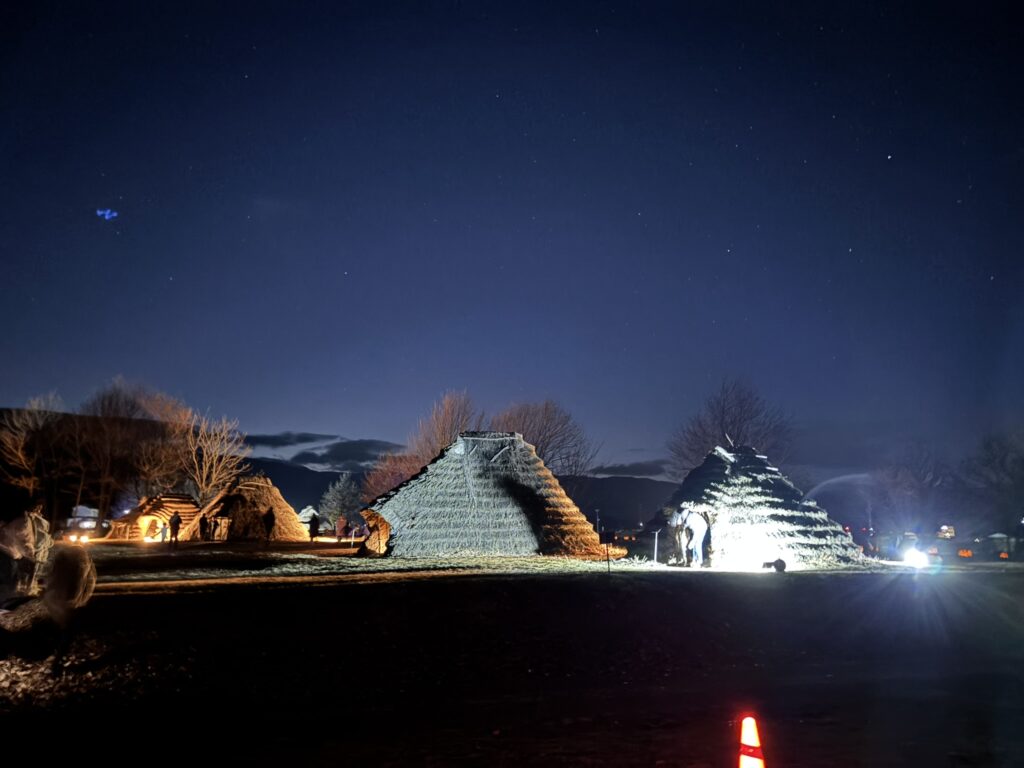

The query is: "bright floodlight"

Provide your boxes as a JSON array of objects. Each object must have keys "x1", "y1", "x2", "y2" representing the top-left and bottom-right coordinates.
[{"x1": 903, "y1": 548, "x2": 928, "y2": 569}]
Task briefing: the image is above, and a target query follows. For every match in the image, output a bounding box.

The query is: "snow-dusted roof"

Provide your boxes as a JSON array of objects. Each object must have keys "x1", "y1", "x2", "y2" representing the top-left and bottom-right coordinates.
[
  {"x1": 363, "y1": 432, "x2": 604, "y2": 558},
  {"x1": 652, "y1": 445, "x2": 862, "y2": 569}
]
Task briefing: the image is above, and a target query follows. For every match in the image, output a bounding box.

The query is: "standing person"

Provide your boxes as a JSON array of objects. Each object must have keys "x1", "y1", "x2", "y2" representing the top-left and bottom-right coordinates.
[
  {"x1": 198, "y1": 515, "x2": 209, "y2": 542},
  {"x1": 668, "y1": 505, "x2": 686, "y2": 564},
  {"x1": 335, "y1": 516, "x2": 347, "y2": 543},
  {"x1": 159, "y1": 523, "x2": 168, "y2": 543},
  {"x1": 682, "y1": 508, "x2": 709, "y2": 568},
  {"x1": 168, "y1": 511, "x2": 182, "y2": 550},
  {"x1": 308, "y1": 511, "x2": 319, "y2": 542},
  {"x1": 211, "y1": 518, "x2": 220, "y2": 541},
  {"x1": 261, "y1": 508, "x2": 276, "y2": 546}
]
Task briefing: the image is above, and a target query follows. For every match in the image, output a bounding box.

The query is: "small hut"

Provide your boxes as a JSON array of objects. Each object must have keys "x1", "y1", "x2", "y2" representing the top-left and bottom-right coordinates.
[
  {"x1": 181, "y1": 476, "x2": 308, "y2": 542},
  {"x1": 109, "y1": 494, "x2": 200, "y2": 540},
  {"x1": 361, "y1": 431, "x2": 613, "y2": 558},
  {"x1": 640, "y1": 445, "x2": 862, "y2": 569}
]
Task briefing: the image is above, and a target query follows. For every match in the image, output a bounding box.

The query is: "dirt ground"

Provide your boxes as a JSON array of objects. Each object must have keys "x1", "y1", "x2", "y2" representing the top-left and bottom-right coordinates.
[{"x1": 2, "y1": 564, "x2": 1023, "y2": 767}]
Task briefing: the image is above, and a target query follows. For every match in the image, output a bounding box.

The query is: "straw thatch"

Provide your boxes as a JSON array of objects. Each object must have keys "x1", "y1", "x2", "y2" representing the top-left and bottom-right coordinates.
[
  {"x1": 180, "y1": 476, "x2": 308, "y2": 542},
  {"x1": 361, "y1": 432, "x2": 613, "y2": 558},
  {"x1": 109, "y1": 494, "x2": 200, "y2": 540},
  {"x1": 644, "y1": 445, "x2": 862, "y2": 569}
]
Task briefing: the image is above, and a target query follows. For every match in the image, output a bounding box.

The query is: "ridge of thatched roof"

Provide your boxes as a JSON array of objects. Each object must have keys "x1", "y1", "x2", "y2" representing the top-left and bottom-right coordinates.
[
  {"x1": 363, "y1": 432, "x2": 608, "y2": 558},
  {"x1": 648, "y1": 445, "x2": 862, "y2": 569}
]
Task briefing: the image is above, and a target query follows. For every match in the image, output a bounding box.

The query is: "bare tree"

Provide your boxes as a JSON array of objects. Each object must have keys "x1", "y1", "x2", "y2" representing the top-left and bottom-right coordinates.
[
  {"x1": 873, "y1": 443, "x2": 954, "y2": 532},
  {"x1": 408, "y1": 390, "x2": 483, "y2": 460},
  {"x1": 362, "y1": 452, "x2": 424, "y2": 503},
  {"x1": 79, "y1": 377, "x2": 151, "y2": 421},
  {"x1": 78, "y1": 380, "x2": 153, "y2": 520},
  {"x1": 362, "y1": 391, "x2": 482, "y2": 502},
  {"x1": 62, "y1": 413, "x2": 91, "y2": 511},
  {"x1": 3, "y1": 379, "x2": 252, "y2": 521},
  {"x1": 667, "y1": 378, "x2": 793, "y2": 476},
  {"x1": 0, "y1": 393, "x2": 63, "y2": 497},
  {"x1": 131, "y1": 392, "x2": 193, "y2": 499},
  {"x1": 182, "y1": 413, "x2": 251, "y2": 506},
  {"x1": 960, "y1": 432, "x2": 1024, "y2": 531},
  {"x1": 490, "y1": 400, "x2": 598, "y2": 476},
  {"x1": 75, "y1": 379, "x2": 199, "y2": 518}
]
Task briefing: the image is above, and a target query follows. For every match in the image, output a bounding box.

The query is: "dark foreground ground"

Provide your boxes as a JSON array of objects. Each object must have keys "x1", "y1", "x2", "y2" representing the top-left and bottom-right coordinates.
[{"x1": 3, "y1": 567, "x2": 1023, "y2": 767}]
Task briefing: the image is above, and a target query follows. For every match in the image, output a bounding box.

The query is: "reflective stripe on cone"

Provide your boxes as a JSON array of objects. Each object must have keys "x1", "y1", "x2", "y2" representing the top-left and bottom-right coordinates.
[{"x1": 739, "y1": 716, "x2": 765, "y2": 768}]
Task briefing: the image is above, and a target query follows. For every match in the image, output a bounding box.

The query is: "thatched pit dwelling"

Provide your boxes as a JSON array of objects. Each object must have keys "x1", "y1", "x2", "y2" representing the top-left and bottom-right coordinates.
[
  {"x1": 109, "y1": 494, "x2": 200, "y2": 540},
  {"x1": 181, "y1": 476, "x2": 308, "y2": 542},
  {"x1": 361, "y1": 431, "x2": 615, "y2": 559},
  {"x1": 639, "y1": 445, "x2": 862, "y2": 570}
]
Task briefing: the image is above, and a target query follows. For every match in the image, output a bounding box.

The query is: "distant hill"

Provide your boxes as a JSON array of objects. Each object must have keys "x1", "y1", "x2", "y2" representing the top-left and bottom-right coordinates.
[
  {"x1": 248, "y1": 457, "x2": 352, "y2": 512},
  {"x1": 250, "y1": 457, "x2": 677, "y2": 531},
  {"x1": 561, "y1": 475, "x2": 677, "y2": 531}
]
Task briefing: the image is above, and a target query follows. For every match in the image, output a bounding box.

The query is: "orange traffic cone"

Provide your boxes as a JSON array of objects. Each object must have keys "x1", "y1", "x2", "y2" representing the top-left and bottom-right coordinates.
[{"x1": 738, "y1": 715, "x2": 766, "y2": 768}]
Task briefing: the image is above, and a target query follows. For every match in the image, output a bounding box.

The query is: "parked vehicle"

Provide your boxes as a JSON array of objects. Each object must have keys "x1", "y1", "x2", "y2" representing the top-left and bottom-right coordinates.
[{"x1": 58, "y1": 506, "x2": 111, "y2": 542}]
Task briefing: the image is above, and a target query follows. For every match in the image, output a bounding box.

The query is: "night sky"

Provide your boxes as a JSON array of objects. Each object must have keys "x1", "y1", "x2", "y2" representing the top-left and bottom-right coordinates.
[{"x1": 2, "y1": 2, "x2": 1022, "y2": 474}]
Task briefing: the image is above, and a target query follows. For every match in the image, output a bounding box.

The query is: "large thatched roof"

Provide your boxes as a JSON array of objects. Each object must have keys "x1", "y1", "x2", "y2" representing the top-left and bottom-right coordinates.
[
  {"x1": 362, "y1": 432, "x2": 607, "y2": 558},
  {"x1": 109, "y1": 494, "x2": 200, "y2": 540},
  {"x1": 181, "y1": 476, "x2": 308, "y2": 542},
  {"x1": 646, "y1": 446, "x2": 862, "y2": 569}
]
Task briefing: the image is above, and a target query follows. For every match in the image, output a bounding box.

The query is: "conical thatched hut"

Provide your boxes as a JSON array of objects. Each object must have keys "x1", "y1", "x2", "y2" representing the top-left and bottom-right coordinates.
[
  {"x1": 181, "y1": 476, "x2": 308, "y2": 542},
  {"x1": 641, "y1": 446, "x2": 862, "y2": 570},
  {"x1": 109, "y1": 494, "x2": 200, "y2": 540},
  {"x1": 361, "y1": 432, "x2": 611, "y2": 558}
]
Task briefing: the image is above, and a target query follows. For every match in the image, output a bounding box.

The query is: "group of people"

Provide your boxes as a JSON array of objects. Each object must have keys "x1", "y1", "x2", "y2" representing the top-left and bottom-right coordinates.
[
  {"x1": 150, "y1": 506, "x2": 366, "y2": 548},
  {"x1": 149, "y1": 512, "x2": 228, "y2": 547},
  {"x1": 196, "y1": 514, "x2": 221, "y2": 542},
  {"x1": 668, "y1": 503, "x2": 710, "y2": 567},
  {"x1": 334, "y1": 516, "x2": 369, "y2": 542},
  {"x1": 154, "y1": 511, "x2": 184, "y2": 548}
]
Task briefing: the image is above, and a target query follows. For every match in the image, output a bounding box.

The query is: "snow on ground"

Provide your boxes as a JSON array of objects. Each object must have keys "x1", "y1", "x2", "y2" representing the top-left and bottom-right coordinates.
[
  {"x1": 83, "y1": 542, "x2": 898, "y2": 587},
  {"x1": 90, "y1": 550, "x2": 656, "y2": 583}
]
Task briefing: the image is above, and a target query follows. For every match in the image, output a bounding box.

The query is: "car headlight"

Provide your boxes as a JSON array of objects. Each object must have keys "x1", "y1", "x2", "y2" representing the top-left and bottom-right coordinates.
[{"x1": 903, "y1": 548, "x2": 928, "y2": 569}]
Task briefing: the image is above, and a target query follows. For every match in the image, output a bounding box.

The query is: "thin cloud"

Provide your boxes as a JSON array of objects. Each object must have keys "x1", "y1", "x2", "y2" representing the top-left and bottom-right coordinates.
[
  {"x1": 590, "y1": 459, "x2": 670, "y2": 478},
  {"x1": 246, "y1": 432, "x2": 337, "y2": 448},
  {"x1": 291, "y1": 438, "x2": 404, "y2": 470}
]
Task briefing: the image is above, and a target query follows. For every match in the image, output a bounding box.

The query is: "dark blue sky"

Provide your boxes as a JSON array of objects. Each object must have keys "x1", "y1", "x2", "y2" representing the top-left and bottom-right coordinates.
[{"x1": 2, "y1": 2, "x2": 1022, "y2": 472}]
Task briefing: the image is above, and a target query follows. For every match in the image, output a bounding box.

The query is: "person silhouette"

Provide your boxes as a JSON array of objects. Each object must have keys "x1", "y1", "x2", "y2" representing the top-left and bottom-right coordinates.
[
  {"x1": 681, "y1": 507, "x2": 708, "y2": 567},
  {"x1": 168, "y1": 511, "x2": 182, "y2": 550},
  {"x1": 261, "y1": 508, "x2": 276, "y2": 546}
]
